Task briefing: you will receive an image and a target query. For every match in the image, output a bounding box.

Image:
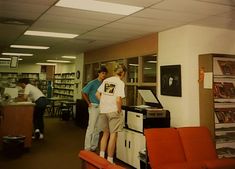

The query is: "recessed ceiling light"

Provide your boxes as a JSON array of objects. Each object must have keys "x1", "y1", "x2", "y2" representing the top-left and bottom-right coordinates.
[
  {"x1": 24, "y1": 30, "x2": 78, "y2": 38},
  {"x1": 10, "y1": 45, "x2": 49, "y2": 49},
  {"x1": 56, "y1": 0, "x2": 143, "y2": 15},
  {"x1": 61, "y1": 56, "x2": 76, "y2": 59},
  {"x1": 36, "y1": 63, "x2": 57, "y2": 65},
  {"x1": 1, "y1": 52, "x2": 33, "y2": 56},
  {"x1": 0, "y1": 57, "x2": 23, "y2": 61},
  {"x1": 47, "y1": 60, "x2": 71, "y2": 63}
]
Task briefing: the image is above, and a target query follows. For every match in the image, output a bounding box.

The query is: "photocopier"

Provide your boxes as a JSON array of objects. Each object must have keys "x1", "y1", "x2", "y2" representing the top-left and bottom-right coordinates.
[{"x1": 122, "y1": 89, "x2": 170, "y2": 133}]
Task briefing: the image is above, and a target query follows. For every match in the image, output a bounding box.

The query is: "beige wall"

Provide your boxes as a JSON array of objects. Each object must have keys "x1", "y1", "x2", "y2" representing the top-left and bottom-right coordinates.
[
  {"x1": 84, "y1": 33, "x2": 158, "y2": 63},
  {"x1": 158, "y1": 25, "x2": 235, "y2": 127},
  {"x1": 0, "y1": 63, "x2": 41, "y2": 73}
]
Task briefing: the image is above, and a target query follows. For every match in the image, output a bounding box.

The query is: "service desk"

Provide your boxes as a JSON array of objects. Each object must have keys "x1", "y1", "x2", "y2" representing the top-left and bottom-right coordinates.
[{"x1": 0, "y1": 102, "x2": 35, "y2": 148}]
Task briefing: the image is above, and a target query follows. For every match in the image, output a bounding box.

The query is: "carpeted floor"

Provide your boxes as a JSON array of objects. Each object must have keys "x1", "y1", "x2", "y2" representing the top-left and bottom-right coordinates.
[{"x1": 0, "y1": 117, "x2": 85, "y2": 169}]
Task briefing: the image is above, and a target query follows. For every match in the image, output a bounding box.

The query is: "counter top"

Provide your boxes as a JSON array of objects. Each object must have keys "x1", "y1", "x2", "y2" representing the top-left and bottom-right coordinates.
[{"x1": 0, "y1": 101, "x2": 35, "y2": 106}]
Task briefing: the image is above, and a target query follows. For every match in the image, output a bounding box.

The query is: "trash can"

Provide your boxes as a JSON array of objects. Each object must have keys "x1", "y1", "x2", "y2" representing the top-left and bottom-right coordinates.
[{"x1": 2, "y1": 135, "x2": 26, "y2": 158}]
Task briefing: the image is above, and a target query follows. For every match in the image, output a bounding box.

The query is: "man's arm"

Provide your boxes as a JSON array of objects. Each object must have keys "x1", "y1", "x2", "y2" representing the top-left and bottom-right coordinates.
[
  {"x1": 116, "y1": 96, "x2": 122, "y2": 113},
  {"x1": 81, "y1": 92, "x2": 92, "y2": 107},
  {"x1": 95, "y1": 91, "x2": 101, "y2": 100},
  {"x1": 16, "y1": 94, "x2": 28, "y2": 102}
]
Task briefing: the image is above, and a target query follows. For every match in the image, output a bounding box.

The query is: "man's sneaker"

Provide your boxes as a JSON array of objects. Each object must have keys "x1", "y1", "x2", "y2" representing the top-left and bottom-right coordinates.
[
  {"x1": 35, "y1": 129, "x2": 40, "y2": 139},
  {"x1": 39, "y1": 133, "x2": 44, "y2": 139}
]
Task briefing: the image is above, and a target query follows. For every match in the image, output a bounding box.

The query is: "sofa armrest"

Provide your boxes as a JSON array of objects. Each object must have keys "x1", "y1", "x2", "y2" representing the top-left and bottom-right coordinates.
[
  {"x1": 106, "y1": 164, "x2": 126, "y2": 169},
  {"x1": 204, "y1": 158, "x2": 235, "y2": 169},
  {"x1": 79, "y1": 150, "x2": 110, "y2": 169}
]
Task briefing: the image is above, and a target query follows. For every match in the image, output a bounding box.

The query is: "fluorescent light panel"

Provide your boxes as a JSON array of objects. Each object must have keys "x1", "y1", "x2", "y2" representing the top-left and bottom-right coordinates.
[
  {"x1": 61, "y1": 55, "x2": 76, "y2": 59},
  {"x1": 36, "y1": 63, "x2": 56, "y2": 65},
  {"x1": 47, "y1": 60, "x2": 71, "y2": 63},
  {"x1": 129, "y1": 63, "x2": 139, "y2": 67},
  {"x1": 0, "y1": 57, "x2": 23, "y2": 60},
  {"x1": 147, "y1": 60, "x2": 157, "y2": 63},
  {"x1": 2, "y1": 52, "x2": 33, "y2": 56},
  {"x1": 24, "y1": 30, "x2": 78, "y2": 38},
  {"x1": 56, "y1": 0, "x2": 143, "y2": 15},
  {"x1": 10, "y1": 45, "x2": 49, "y2": 49}
]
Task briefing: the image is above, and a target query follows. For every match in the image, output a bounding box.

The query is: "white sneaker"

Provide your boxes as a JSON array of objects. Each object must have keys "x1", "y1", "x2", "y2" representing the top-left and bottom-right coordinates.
[
  {"x1": 39, "y1": 133, "x2": 44, "y2": 139},
  {"x1": 35, "y1": 129, "x2": 40, "y2": 139}
]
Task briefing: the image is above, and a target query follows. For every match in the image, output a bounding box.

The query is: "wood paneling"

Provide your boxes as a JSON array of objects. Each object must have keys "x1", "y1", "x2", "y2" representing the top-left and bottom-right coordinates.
[{"x1": 84, "y1": 33, "x2": 158, "y2": 63}]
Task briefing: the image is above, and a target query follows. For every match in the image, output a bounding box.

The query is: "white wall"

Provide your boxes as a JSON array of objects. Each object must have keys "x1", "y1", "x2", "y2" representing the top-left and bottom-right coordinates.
[
  {"x1": 55, "y1": 63, "x2": 75, "y2": 73},
  {"x1": 158, "y1": 25, "x2": 235, "y2": 127}
]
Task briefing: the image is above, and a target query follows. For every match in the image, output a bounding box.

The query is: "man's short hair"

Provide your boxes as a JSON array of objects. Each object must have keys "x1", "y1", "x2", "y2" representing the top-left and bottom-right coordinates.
[
  {"x1": 18, "y1": 78, "x2": 30, "y2": 84},
  {"x1": 98, "y1": 66, "x2": 108, "y2": 73}
]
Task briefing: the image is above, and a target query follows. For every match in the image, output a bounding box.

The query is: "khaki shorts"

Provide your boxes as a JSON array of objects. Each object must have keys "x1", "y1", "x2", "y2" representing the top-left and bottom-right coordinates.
[{"x1": 99, "y1": 111, "x2": 124, "y2": 133}]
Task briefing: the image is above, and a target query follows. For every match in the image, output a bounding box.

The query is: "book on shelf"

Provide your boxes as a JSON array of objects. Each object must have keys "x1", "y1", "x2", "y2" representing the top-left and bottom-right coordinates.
[
  {"x1": 214, "y1": 108, "x2": 235, "y2": 123},
  {"x1": 213, "y1": 82, "x2": 235, "y2": 99},
  {"x1": 217, "y1": 60, "x2": 235, "y2": 76}
]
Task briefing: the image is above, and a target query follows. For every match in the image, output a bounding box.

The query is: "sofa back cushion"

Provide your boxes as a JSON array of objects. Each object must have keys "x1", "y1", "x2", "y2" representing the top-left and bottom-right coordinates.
[
  {"x1": 178, "y1": 127, "x2": 217, "y2": 162},
  {"x1": 144, "y1": 128, "x2": 186, "y2": 169}
]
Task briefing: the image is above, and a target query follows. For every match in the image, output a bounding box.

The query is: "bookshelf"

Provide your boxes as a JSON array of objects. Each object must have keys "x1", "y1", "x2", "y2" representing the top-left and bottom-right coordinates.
[
  {"x1": 53, "y1": 72, "x2": 75, "y2": 99},
  {"x1": 0, "y1": 72, "x2": 39, "y2": 88}
]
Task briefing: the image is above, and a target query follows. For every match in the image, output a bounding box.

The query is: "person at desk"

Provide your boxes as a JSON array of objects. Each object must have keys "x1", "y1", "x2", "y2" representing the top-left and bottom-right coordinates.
[
  {"x1": 17, "y1": 78, "x2": 48, "y2": 139},
  {"x1": 96, "y1": 64, "x2": 127, "y2": 163},
  {"x1": 82, "y1": 66, "x2": 108, "y2": 151}
]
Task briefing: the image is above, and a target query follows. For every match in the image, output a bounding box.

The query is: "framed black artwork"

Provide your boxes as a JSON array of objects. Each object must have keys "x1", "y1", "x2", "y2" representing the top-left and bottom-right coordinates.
[{"x1": 160, "y1": 65, "x2": 182, "y2": 97}]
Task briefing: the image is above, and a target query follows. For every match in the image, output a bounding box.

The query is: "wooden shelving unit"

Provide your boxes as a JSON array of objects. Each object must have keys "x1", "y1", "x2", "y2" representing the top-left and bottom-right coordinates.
[
  {"x1": 53, "y1": 72, "x2": 75, "y2": 99},
  {"x1": 199, "y1": 54, "x2": 235, "y2": 158}
]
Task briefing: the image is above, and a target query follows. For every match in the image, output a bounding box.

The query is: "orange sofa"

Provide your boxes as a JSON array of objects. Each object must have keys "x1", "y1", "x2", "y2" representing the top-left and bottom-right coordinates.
[
  {"x1": 145, "y1": 127, "x2": 235, "y2": 169},
  {"x1": 79, "y1": 150, "x2": 125, "y2": 169}
]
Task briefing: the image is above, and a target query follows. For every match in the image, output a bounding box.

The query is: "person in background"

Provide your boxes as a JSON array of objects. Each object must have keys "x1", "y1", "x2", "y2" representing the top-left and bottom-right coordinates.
[
  {"x1": 96, "y1": 64, "x2": 127, "y2": 163},
  {"x1": 82, "y1": 66, "x2": 108, "y2": 151},
  {"x1": 17, "y1": 78, "x2": 48, "y2": 139}
]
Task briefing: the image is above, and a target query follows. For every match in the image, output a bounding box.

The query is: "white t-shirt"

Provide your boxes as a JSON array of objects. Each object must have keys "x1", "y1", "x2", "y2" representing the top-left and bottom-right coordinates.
[
  {"x1": 97, "y1": 76, "x2": 125, "y2": 114},
  {"x1": 24, "y1": 84, "x2": 44, "y2": 102}
]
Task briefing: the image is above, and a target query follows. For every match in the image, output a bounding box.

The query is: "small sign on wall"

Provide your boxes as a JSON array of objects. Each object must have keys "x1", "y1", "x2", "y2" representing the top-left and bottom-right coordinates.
[
  {"x1": 10, "y1": 56, "x2": 18, "y2": 68},
  {"x1": 203, "y1": 72, "x2": 213, "y2": 89}
]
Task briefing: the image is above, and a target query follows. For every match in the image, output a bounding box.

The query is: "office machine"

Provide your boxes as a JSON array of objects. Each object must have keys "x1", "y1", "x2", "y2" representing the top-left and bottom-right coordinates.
[{"x1": 122, "y1": 89, "x2": 170, "y2": 133}]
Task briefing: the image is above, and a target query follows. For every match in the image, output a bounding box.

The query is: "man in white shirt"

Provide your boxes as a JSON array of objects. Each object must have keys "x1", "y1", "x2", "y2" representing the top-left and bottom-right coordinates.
[
  {"x1": 18, "y1": 78, "x2": 48, "y2": 139},
  {"x1": 96, "y1": 64, "x2": 127, "y2": 163}
]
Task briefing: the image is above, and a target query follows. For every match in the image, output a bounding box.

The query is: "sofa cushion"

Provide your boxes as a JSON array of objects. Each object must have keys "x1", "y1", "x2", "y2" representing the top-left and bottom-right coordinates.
[
  {"x1": 156, "y1": 162, "x2": 206, "y2": 169},
  {"x1": 145, "y1": 128, "x2": 186, "y2": 169},
  {"x1": 177, "y1": 127, "x2": 218, "y2": 161},
  {"x1": 204, "y1": 158, "x2": 235, "y2": 169}
]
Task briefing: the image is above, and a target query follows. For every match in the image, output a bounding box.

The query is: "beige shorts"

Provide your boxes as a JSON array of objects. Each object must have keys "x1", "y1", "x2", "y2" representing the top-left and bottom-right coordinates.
[{"x1": 99, "y1": 111, "x2": 124, "y2": 133}]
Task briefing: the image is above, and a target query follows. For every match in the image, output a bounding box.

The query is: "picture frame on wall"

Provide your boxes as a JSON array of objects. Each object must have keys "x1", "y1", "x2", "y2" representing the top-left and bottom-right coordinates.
[{"x1": 160, "y1": 64, "x2": 182, "y2": 97}]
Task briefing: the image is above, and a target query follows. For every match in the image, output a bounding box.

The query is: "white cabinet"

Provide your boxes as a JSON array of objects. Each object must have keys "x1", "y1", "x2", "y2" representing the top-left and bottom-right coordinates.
[{"x1": 116, "y1": 128, "x2": 145, "y2": 169}]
